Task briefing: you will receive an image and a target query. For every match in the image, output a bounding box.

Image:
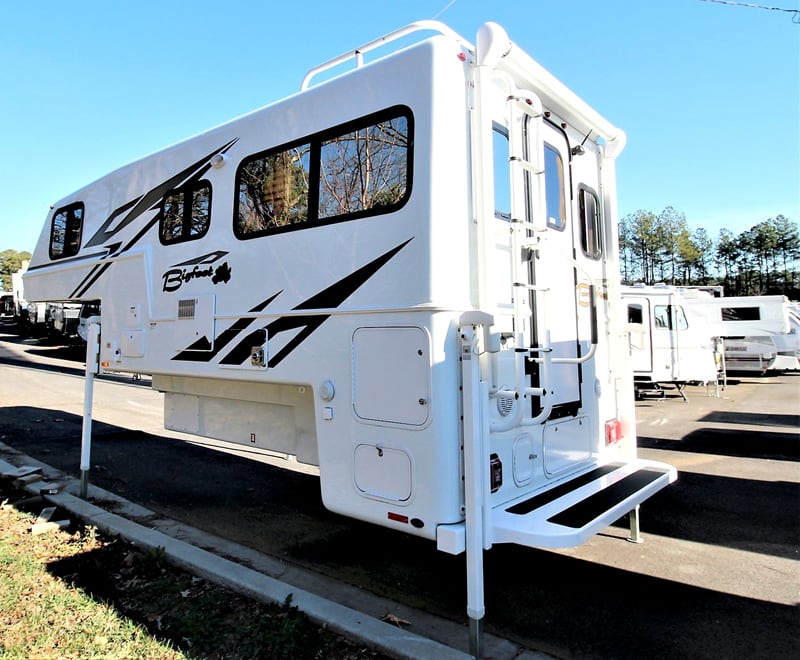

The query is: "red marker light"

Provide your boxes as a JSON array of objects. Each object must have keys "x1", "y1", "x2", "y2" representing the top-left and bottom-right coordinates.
[
  {"x1": 387, "y1": 512, "x2": 409, "y2": 524},
  {"x1": 605, "y1": 419, "x2": 623, "y2": 445},
  {"x1": 457, "y1": 52, "x2": 467, "y2": 61}
]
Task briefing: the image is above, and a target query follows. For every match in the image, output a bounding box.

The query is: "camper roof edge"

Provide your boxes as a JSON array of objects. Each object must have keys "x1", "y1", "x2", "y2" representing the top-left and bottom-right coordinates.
[
  {"x1": 301, "y1": 20, "x2": 474, "y2": 91},
  {"x1": 477, "y1": 22, "x2": 626, "y2": 158}
]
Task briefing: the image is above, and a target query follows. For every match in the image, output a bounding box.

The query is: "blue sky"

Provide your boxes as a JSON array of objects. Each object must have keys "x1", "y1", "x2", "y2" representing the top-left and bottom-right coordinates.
[{"x1": 1, "y1": 0, "x2": 797, "y2": 253}]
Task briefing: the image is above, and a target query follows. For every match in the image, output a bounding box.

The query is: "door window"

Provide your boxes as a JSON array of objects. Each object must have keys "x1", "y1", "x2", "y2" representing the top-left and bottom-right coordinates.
[{"x1": 544, "y1": 145, "x2": 566, "y2": 230}]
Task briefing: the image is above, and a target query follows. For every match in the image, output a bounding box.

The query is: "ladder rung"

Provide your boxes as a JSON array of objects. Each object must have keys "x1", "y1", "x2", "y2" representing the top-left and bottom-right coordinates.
[
  {"x1": 508, "y1": 95, "x2": 543, "y2": 120},
  {"x1": 509, "y1": 156, "x2": 543, "y2": 175}
]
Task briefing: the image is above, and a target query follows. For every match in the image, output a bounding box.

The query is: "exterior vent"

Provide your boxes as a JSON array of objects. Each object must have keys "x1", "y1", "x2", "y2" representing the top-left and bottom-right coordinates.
[{"x1": 178, "y1": 298, "x2": 196, "y2": 319}]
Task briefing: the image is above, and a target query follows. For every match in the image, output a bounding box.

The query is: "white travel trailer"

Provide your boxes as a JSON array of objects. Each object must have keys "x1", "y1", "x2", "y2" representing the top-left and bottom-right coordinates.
[
  {"x1": 23, "y1": 21, "x2": 676, "y2": 653},
  {"x1": 684, "y1": 294, "x2": 800, "y2": 373},
  {"x1": 622, "y1": 285, "x2": 721, "y2": 400}
]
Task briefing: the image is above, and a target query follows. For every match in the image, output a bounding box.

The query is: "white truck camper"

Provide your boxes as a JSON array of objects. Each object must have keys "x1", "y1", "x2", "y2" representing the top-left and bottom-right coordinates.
[
  {"x1": 24, "y1": 22, "x2": 676, "y2": 655},
  {"x1": 684, "y1": 294, "x2": 800, "y2": 373},
  {"x1": 622, "y1": 285, "x2": 721, "y2": 400}
]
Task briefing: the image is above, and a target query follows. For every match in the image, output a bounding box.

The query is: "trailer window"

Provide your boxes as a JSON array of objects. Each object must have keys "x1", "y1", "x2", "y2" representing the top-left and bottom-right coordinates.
[
  {"x1": 722, "y1": 306, "x2": 760, "y2": 321},
  {"x1": 654, "y1": 305, "x2": 688, "y2": 330},
  {"x1": 493, "y1": 126, "x2": 511, "y2": 220},
  {"x1": 628, "y1": 304, "x2": 643, "y2": 324},
  {"x1": 236, "y1": 144, "x2": 311, "y2": 235},
  {"x1": 49, "y1": 202, "x2": 84, "y2": 259},
  {"x1": 160, "y1": 181, "x2": 212, "y2": 245},
  {"x1": 579, "y1": 187, "x2": 602, "y2": 259},
  {"x1": 318, "y1": 114, "x2": 409, "y2": 218},
  {"x1": 544, "y1": 145, "x2": 566, "y2": 230},
  {"x1": 235, "y1": 106, "x2": 412, "y2": 239}
]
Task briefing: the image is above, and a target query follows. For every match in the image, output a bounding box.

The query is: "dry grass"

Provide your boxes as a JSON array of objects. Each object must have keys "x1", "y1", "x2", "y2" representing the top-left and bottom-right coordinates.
[{"x1": 0, "y1": 482, "x2": 385, "y2": 659}]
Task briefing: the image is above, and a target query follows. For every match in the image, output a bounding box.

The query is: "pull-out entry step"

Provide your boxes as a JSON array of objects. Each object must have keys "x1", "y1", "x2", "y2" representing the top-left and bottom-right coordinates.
[{"x1": 493, "y1": 459, "x2": 677, "y2": 548}]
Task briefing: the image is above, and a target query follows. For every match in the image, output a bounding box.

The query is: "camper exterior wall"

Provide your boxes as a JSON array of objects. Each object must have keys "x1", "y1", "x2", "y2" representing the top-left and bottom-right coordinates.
[
  {"x1": 25, "y1": 37, "x2": 476, "y2": 538},
  {"x1": 683, "y1": 295, "x2": 799, "y2": 372},
  {"x1": 23, "y1": 23, "x2": 674, "y2": 552}
]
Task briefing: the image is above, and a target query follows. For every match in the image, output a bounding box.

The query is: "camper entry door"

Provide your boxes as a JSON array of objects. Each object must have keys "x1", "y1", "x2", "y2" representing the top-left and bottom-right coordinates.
[{"x1": 529, "y1": 124, "x2": 581, "y2": 410}]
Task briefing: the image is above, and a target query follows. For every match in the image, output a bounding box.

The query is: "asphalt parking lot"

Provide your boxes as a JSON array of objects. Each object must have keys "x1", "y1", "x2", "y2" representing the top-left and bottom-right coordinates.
[{"x1": 0, "y1": 319, "x2": 798, "y2": 659}]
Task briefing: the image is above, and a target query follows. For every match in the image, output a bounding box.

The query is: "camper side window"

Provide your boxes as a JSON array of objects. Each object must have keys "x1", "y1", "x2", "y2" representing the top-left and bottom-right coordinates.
[
  {"x1": 318, "y1": 114, "x2": 409, "y2": 218},
  {"x1": 49, "y1": 202, "x2": 84, "y2": 259},
  {"x1": 628, "y1": 304, "x2": 644, "y2": 324},
  {"x1": 160, "y1": 181, "x2": 212, "y2": 245},
  {"x1": 492, "y1": 125, "x2": 511, "y2": 221},
  {"x1": 722, "y1": 306, "x2": 760, "y2": 321},
  {"x1": 237, "y1": 144, "x2": 311, "y2": 235},
  {"x1": 544, "y1": 145, "x2": 566, "y2": 230},
  {"x1": 654, "y1": 305, "x2": 689, "y2": 330},
  {"x1": 235, "y1": 106, "x2": 412, "y2": 239},
  {"x1": 578, "y1": 187, "x2": 602, "y2": 259}
]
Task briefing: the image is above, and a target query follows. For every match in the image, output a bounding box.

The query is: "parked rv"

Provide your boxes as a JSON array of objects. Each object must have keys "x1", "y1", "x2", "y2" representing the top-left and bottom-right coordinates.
[
  {"x1": 684, "y1": 293, "x2": 800, "y2": 373},
  {"x1": 622, "y1": 285, "x2": 720, "y2": 400},
  {"x1": 0, "y1": 293, "x2": 12, "y2": 316},
  {"x1": 22, "y1": 21, "x2": 675, "y2": 650},
  {"x1": 46, "y1": 302, "x2": 82, "y2": 340}
]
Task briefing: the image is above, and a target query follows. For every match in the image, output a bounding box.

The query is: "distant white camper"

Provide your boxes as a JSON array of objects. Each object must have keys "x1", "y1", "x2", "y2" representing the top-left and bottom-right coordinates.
[
  {"x1": 23, "y1": 21, "x2": 676, "y2": 649},
  {"x1": 622, "y1": 285, "x2": 720, "y2": 399},
  {"x1": 684, "y1": 294, "x2": 800, "y2": 373}
]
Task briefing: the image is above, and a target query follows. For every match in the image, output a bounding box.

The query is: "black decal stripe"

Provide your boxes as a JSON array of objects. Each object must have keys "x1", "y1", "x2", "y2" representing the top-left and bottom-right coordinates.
[
  {"x1": 296, "y1": 238, "x2": 412, "y2": 310},
  {"x1": 170, "y1": 251, "x2": 229, "y2": 268},
  {"x1": 67, "y1": 139, "x2": 239, "y2": 299},
  {"x1": 266, "y1": 316, "x2": 327, "y2": 368},
  {"x1": 172, "y1": 292, "x2": 281, "y2": 362},
  {"x1": 72, "y1": 219, "x2": 160, "y2": 298},
  {"x1": 219, "y1": 239, "x2": 414, "y2": 367},
  {"x1": 85, "y1": 138, "x2": 238, "y2": 248}
]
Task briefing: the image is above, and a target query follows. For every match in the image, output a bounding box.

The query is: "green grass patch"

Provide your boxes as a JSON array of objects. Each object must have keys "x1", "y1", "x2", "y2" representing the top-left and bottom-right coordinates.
[{"x1": 0, "y1": 484, "x2": 385, "y2": 659}]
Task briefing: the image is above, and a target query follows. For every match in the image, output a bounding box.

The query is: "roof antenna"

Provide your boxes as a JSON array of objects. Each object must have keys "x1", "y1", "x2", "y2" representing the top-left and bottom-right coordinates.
[
  {"x1": 571, "y1": 130, "x2": 592, "y2": 156},
  {"x1": 432, "y1": 0, "x2": 459, "y2": 20}
]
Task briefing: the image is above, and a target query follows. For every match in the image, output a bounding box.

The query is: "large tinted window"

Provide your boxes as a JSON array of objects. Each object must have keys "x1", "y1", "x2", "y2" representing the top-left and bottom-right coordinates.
[
  {"x1": 160, "y1": 180, "x2": 212, "y2": 244},
  {"x1": 237, "y1": 145, "x2": 311, "y2": 235},
  {"x1": 235, "y1": 106, "x2": 412, "y2": 239},
  {"x1": 50, "y1": 202, "x2": 84, "y2": 259},
  {"x1": 318, "y1": 115, "x2": 409, "y2": 218}
]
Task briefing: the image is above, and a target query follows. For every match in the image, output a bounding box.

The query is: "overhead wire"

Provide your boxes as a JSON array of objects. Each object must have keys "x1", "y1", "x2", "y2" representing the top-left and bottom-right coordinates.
[{"x1": 698, "y1": 0, "x2": 800, "y2": 22}]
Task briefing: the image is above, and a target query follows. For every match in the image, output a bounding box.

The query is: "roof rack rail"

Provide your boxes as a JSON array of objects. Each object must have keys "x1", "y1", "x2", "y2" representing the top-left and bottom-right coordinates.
[{"x1": 301, "y1": 20, "x2": 473, "y2": 90}]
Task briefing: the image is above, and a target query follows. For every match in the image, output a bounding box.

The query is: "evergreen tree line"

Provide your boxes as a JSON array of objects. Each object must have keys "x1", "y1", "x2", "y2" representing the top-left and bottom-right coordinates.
[{"x1": 619, "y1": 208, "x2": 800, "y2": 298}]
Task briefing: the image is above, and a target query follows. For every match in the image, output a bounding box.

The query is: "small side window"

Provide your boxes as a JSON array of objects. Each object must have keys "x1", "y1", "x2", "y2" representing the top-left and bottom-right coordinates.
[
  {"x1": 628, "y1": 304, "x2": 643, "y2": 324},
  {"x1": 160, "y1": 181, "x2": 212, "y2": 244},
  {"x1": 544, "y1": 145, "x2": 566, "y2": 230},
  {"x1": 50, "y1": 202, "x2": 84, "y2": 259},
  {"x1": 492, "y1": 125, "x2": 511, "y2": 221},
  {"x1": 579, "y1": 187, "x2": 602, "y2": 259}
]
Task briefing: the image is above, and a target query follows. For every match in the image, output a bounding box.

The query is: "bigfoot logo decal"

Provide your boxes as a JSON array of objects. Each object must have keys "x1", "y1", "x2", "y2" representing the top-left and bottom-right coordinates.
[
  {"x1": 173, "y1": 238, "x2": 412, "y2": 369},
  {"x1": 162, "y1": 251, "x2": 232, "y2": 292}
]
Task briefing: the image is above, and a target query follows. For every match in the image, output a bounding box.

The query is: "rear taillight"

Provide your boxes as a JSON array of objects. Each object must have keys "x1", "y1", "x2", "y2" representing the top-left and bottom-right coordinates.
[{"x1": 605, "y1": 419, "x2": 623, "y2": 445}]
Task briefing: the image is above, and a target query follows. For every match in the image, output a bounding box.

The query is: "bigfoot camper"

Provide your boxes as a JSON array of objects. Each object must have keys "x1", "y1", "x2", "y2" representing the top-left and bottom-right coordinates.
[{"x1": 24, "y1": 21, "x2": 675, "y2": 652}]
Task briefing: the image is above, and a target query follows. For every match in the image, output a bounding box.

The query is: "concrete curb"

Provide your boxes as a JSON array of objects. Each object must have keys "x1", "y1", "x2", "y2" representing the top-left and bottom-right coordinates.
[{"x1": 1, "y1": 454, "x2": 473, "y2": 660}]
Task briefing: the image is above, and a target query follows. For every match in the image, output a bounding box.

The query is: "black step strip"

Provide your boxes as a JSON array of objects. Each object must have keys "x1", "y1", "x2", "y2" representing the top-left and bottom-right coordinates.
[
  {"x1": 547, "y1": 469, "x2": 667, "y2": 529},
  {"x1": 506, "y1": 463, "x2": 623, "y2": 515}
]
